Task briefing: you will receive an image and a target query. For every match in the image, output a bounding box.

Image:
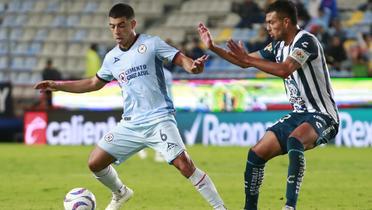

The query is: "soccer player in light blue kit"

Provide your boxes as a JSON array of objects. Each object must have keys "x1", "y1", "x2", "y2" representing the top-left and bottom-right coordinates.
[{"x1": 34, "y1": 3, "x2": 227, "y2": 210}]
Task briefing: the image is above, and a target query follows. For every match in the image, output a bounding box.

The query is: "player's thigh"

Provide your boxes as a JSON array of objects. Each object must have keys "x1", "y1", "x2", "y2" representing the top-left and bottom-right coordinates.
[
  {"x1": 251, "y1": 130, "x2": 283, "y2": 161},
  {"x1": 97, "y1": 125, "x2": 146, "y2": 165},
  {"x1": 291, "y1": 113, "x2": 339, "y2": 150},
  {"x1": 289, "y1": 122, "x2": 318, "y2": 150},
  {"x1": 145, "y1": 120, "x2": 186, "y2": 164}
]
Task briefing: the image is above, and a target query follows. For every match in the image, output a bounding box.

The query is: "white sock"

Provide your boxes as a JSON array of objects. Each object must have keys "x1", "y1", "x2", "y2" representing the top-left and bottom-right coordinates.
[
  {"x1": 189, "y1": 168, "x2": 225, "y2": 209},
  {"x1": 93, "y1": 165, "x2": 125, "y2": 193}
]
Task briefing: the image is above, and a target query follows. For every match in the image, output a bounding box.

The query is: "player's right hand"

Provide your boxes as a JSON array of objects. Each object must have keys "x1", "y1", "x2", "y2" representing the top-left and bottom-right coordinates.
[
  {"x1": 34, "y1": 80, "x2": 58, "y2": 91},
  {"x1": 198, "y1": 23, "x2": 214, "y2": 49}
]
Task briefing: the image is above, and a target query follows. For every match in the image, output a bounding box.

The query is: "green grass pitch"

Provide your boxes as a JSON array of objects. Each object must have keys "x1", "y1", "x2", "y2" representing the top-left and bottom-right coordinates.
[{"x1": 1, "y1": 143, "x2": 371, "y2": 210}]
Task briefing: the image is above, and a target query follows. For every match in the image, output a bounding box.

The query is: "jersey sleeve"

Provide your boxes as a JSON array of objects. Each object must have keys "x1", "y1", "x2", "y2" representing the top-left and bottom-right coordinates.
[
  {"x1": 289, "y1": 35, "x2": 318, "y2": 66},
  {"x1": 259, "y1": 41, "x2": 276, "y2": 62},
  {"x1": 96, "y1": 55, "x2": 114, "y2": 82},
  {"x1": 154, "y1": 36, "x2": 179, "y2": 63}
]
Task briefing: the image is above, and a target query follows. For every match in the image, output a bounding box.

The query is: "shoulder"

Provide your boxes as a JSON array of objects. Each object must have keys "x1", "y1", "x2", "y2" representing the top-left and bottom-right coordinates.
[
  {"x1": 260, "y1": 40, "x2": 282, "y2": 58},
  {"x1": 293, "y1": 30, "x2": 319, "y2": 49},
  {"x1": 103, "y1": 45, "x2": 122, "y2": 59},
  {"x1": 105, "y1": 45, "x2": 120, "y2": 58},
  {"x1": 138, "y1": 34, "x2": 161, "y2": 44}
]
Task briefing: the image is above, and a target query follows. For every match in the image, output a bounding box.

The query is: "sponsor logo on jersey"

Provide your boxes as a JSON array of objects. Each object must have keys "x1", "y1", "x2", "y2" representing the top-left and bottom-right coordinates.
[
  {"x1": 114, "y1": 57, "x2": 120, "y2": 63},
  {"x1": 118, "y1": 65, "x2": 149, "y2": 84},
  {"x1": 118, "y1": 72, "x2": 128, "y2": 83},
  {"x1": 138, "y1": 44, "x2": 147, "y2": 54}
]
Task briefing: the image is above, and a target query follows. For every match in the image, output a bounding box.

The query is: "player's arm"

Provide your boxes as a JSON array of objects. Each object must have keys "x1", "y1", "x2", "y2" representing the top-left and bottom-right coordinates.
[
  {"x1": 227, "y1": 39, "x2": 301, "y2": 78},
  {"x1": 34, "y1": 76, "x2": 106, "y2": 93},
  {"x1": 173, "y1": 52, "x2": 208, "y2": 74},
  {"x1": 197, "y1": 23, "x2": 260, "y2": 68}
]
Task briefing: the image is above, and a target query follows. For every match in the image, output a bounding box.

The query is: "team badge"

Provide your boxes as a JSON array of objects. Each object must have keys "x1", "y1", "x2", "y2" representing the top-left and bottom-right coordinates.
[
  {"x1": 138, "y1": 44, "x2": 147, "y2": 54},
  {"x1": 104, "y1": 133, "x2": 114, "y2": 143}
]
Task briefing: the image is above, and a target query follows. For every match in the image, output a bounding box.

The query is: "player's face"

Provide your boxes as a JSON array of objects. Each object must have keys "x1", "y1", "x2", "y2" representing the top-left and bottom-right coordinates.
[
  {"x1": 265, "y1": 12, "x2": 287, "y2": 41},
  {"x1": 109, "y1": 17, "x2": 136, "y2": 48}
]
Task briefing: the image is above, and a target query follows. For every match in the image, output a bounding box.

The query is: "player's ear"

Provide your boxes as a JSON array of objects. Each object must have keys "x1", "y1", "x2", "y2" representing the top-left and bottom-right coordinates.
[
  {"x1": 130, "y1": 19, "x2": 136, "y2": 29},
  {"x1": 283, "y1": 17, "x2": 290, "y2": 28}
]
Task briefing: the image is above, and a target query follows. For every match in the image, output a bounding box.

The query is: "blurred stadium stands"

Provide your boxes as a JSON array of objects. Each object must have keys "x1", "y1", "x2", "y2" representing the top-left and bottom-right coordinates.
[{"x1": 0, "y1": 0, "x2": 370, "y2": 118}]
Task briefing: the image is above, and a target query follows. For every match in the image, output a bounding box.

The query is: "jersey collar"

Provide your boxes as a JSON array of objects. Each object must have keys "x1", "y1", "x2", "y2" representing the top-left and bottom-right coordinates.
[{"x1": 119, "y1": 34, "x2": 140, "y2": 52}]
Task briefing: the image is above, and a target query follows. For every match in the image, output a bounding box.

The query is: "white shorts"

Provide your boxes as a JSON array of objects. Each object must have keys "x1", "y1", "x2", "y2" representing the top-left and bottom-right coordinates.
[{"x1": 98, "y1": 115, "x2": 186, "y2": 164}]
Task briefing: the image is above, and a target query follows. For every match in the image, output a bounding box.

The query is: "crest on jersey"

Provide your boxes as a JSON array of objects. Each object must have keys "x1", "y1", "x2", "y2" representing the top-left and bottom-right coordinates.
[
  {"x1": 138, "y1": 44, "x2": 147, "y2": 54},
  {"x1": 104, "y1": 133, "x2": 114, "y2": 143}
]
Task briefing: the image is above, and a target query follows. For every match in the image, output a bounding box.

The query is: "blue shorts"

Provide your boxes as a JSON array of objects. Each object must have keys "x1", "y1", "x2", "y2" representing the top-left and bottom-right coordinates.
[
  {"x1": 267, "y1": 112, "x2": 339, "y2": 153},
  {"x1": 98, "y1": 115, "x2": 186, "y2": 164}
]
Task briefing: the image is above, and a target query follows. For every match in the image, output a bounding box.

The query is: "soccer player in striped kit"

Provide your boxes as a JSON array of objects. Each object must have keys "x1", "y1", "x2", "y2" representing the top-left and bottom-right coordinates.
[
  {"x1": 198, "y1": 1, "x2": 339, "y2": 209},
  {"x1": 35, "y1": 3, "x2": 227, "y2": 210}
]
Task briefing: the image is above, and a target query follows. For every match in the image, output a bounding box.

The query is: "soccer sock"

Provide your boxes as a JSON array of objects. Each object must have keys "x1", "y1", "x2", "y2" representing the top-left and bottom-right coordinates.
[
  {"x1": 244, "y1": 149, "x2": 266, "y2": 210},
  {"x1": 189, "y1": 168, "x2": 225, "y2": 209},
  {"x1": 286, "y1": 137, "x2": 306, "y2": 208},
  {"x1": 93, "y1": 165, "x2": 125, "y2": 193}
]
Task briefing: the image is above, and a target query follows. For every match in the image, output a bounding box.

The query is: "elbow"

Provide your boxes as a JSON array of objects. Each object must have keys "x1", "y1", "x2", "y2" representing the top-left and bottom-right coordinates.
[{"x1": 277, "y1": 69, "x2": 291, "y2": 79}]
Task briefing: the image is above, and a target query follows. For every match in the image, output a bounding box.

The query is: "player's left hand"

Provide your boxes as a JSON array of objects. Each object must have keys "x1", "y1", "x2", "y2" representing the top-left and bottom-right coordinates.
[
  {"x1": 227, "y1": 39, "x2": 251, "y2": 65},
  {"x1": 191, "y1": 55, "x2": 209, "y2": 74}
]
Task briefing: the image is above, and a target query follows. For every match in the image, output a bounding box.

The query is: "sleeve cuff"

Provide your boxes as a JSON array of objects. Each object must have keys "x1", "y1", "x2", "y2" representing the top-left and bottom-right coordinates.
[
  {"x1": 171, "y1": 51, "x2": 181, "y2": 64},
  {"x1": 96, "y1": 74, "x2": 111, "y2": 83}
]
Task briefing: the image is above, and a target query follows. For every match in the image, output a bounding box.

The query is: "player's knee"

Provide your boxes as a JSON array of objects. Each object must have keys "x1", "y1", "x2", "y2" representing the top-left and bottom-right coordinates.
[
  {"x1": 287, "y1": 136, "x2": 305, "y2": 150},
  {"x1": 173, "y1": 154, "x2": 195, "y2": 177},
  {"x1": 88, "y1": 158, "x2": 102, "y2": 172}
]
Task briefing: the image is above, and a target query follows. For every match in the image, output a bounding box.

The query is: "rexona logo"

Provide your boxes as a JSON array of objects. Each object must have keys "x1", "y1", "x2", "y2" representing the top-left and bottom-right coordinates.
[
  {"x1": 47, "y1": 115, "x2": 117, "y2": 145},
  {"x1": 335, "y1": 112, "x2": 372, "y2": 147},
  {"x1": 184, "y1": 114, "x2": 273, "y2": 146},
  {"x1": 24, "y1": 112, "x2": 47, "y2": 145}
]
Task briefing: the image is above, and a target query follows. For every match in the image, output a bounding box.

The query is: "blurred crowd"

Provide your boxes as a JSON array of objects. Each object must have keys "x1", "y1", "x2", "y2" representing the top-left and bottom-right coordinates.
[{"x1": 165, "y1": 0, "x2": 371, "y2": 77}]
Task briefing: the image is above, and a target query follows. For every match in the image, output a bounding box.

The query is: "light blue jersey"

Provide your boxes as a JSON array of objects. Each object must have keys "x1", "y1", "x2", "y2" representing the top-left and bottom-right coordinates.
[{"x1": 97, "y1": 34, "x2": 179, "y2": 125}]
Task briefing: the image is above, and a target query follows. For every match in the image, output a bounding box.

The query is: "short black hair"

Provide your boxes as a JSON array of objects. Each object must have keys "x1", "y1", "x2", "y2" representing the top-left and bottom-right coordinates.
[
  {"x1": 266, "y1": 0, "x2": 297, "y2": 25},
  {"x1": 109, "y1": 3, "x2": 135, "y2": 19}
]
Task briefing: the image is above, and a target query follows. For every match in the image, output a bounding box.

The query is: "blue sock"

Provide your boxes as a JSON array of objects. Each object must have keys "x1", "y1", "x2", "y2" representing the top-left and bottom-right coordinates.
[
  {"x1": 286, "y1": 137, "x2": 306, "y2": 208},
  {"x1": 244, "y1": 149, "x2": 266, "y2": 210}
]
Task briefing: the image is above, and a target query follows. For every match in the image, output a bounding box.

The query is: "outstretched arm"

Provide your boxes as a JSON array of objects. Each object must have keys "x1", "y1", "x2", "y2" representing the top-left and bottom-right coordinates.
[
  {"x1": 227, "y1": 39, "x2": 301, "y2": 78},
  {"x1": 197, "y1": 22, "x2": 261, "y2": 68},
  {"x1": 34, "y1": 76, "x2": 107, "y2": 93},
  {"x1": 173, "y1": 52, "x2": 209, "y2": 74}
]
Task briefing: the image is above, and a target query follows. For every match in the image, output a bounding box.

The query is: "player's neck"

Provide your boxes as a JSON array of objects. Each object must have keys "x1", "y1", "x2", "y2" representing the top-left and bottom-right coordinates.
[
  {"x1": 120, "y1": 32, "x2": 137, "y2": 50},
  {"x1": 283, "y1": 27, "x2": 300, "y2": 46}
]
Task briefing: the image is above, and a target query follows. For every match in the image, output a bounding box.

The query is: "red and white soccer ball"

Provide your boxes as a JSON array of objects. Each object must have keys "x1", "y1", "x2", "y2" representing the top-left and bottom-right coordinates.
[{"x1": 63, "y1": 188, "x2": 96, "y2": 210}]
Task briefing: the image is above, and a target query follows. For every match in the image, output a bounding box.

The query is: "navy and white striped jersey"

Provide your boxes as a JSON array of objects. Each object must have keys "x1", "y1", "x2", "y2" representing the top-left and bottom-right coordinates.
[
  {"x1": 96, "y1": 34, "x2": 179, "y2": 125},
  {"x1": 259, "y1": 30, "x2": 339, "y2": 123}
]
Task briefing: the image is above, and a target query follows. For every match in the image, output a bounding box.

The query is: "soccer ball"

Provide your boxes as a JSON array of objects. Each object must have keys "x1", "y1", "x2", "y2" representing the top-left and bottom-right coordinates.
[{"x1": 63, "y1": 187, "x2": 96, "y2": 210}]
